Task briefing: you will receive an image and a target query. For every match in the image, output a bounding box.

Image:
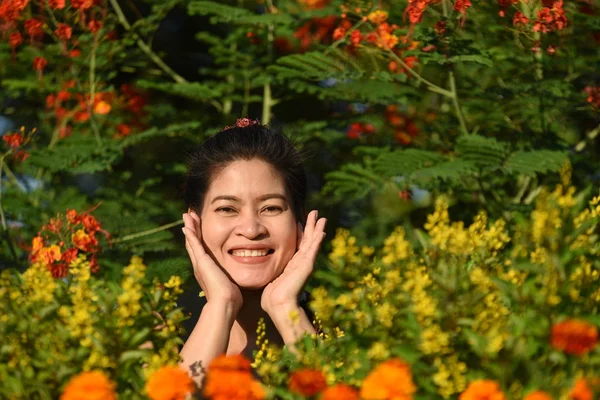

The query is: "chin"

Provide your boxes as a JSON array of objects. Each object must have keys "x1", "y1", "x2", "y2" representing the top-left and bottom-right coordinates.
[{"x1": 229, "y1": 269, "x2": 273, "y2": 290}]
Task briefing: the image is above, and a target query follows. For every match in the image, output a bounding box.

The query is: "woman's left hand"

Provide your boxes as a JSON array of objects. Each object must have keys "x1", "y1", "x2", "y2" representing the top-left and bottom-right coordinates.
[{"x1": 261, "y1": 210, "x2": 327, "y2": 314}]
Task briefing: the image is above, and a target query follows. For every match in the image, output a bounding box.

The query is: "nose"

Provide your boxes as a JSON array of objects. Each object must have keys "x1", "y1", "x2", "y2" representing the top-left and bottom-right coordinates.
[{"x1": 234, "y1": 211, "x2": 267, "y2": 239}]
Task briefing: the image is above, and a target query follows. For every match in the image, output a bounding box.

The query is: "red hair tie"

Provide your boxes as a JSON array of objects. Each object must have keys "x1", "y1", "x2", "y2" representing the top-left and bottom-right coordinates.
[{"x1": 224, "y1": 117, "x2": 260, "y2": 130}]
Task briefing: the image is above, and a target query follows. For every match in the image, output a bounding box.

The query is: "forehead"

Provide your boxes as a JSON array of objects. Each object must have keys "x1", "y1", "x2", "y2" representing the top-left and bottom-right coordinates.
[{"x1": 206, "y1": 159, "x2": 287, "y2": 199}]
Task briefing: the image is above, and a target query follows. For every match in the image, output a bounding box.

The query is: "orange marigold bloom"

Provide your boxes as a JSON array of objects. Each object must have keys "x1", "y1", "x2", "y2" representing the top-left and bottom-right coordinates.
[
  {"x1": 209, "y1": 354, "x2": 252, "y2": 372},
  {"x1": 204, "y1": 355, "x2": 265, "y2": 399},
  {"x1": 288, "y1": 368, "x2": 328, "y2": 397},
  {"x1": 72, "y1": 229, "x2": 98, "y2": 252},
  {"x1": 360, "y1": 359, "x2": 416, "y2": 400},
  {"x1": 321, "y1": 383, "x2": 360, "y2": 400},
  {"x1": 551, "y1": 319, "x2": 598, "y2": 356},
  {"x1": 60, "y1": 371, "x2": 117, "y2": 400},
  {"x1": 459, "y1": 380, "x2": 506, "y2": 400},
  {"x1": 145, "y1": 366, "x2": 196, "y2": 400},
  {"x1": 569, "y1": 378, "x2": 593, "y2": 400},
  {"x1": 523, "y1": 391, "x2": 553, "y2": 400}
]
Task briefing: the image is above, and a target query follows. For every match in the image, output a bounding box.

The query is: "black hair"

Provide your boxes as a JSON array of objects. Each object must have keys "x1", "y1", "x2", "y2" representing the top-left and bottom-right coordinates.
[{"x1": 183, "y1": 123, "x2": 307, "y2": 223}]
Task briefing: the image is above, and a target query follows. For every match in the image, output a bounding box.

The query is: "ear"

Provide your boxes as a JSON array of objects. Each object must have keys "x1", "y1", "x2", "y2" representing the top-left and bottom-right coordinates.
[{"x1": 296, "y1": 222, "x2": 303, "y2": 251}]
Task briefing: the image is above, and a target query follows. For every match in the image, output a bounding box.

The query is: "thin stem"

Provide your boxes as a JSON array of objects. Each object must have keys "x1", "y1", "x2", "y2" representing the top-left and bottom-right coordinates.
[
  {"x1": 385, "y1": 49, "x2": 453, "y2": 97},
  {"x1": 111, "y1": 219, "x2": 183, "y2": 243},
  {"x1": 263, "y1": 0, "x2": 276, "y2": 124},
  {"x1": 89, "y1": 33, "x2": 102, "y2": 145},
  {"x1": 109, "y1": 0, "x2": 185, "y2": 83},
  {"x1": 449, "y1": 70, "x2": 469, "y2": 134},
  {"x1": 0, "y1": 155, "x2": 7, "y2": 230},
  {"x1": 109, "y1": 0, "x2": 222, "y2": 112}
]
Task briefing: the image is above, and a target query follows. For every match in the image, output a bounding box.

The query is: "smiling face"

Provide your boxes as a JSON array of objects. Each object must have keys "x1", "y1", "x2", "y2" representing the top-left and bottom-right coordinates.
[{"x1": 200, "y1": 159, "x2": 298, "y2": 289}]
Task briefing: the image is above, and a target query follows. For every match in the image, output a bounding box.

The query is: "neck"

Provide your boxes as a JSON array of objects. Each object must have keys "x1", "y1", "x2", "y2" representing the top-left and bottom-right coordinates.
[{"x1": 236, "y1": 289, "x2": 268, "y2": 333}]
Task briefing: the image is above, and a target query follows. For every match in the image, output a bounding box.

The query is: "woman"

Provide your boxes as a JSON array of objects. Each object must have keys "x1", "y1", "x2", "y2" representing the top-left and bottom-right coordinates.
[{"x1": 179, "y1": 120, "x2": 327, "y2": 385}]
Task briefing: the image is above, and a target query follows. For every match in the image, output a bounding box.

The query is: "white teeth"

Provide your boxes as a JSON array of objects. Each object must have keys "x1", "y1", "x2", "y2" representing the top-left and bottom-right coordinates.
[{"x1": 231, "y1": 249, "x2": 269, "y2": 257}]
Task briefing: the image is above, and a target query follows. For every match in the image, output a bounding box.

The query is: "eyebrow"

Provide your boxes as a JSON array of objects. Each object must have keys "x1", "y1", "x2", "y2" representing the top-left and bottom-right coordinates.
[{"x1": 210, "y1": 193, "x2": 288, "y2": 204}]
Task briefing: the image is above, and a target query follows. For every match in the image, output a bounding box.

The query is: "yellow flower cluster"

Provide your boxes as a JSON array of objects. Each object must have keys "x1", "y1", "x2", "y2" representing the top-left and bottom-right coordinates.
[
  {"x1": 425, "y1": 199, "x2": 510, "y2": 256},
  {"x1": 328, "y1": 228, "x2": 361, "y2": 267},
  {"x1": 162, "y1": 274, "x2": 184, "y2": 312},
  {"x1": 21, "y1": 261, "x2": 57, "y2": 303},
  {"x1": 432, "y1": 355, "x2": 467, "y2": 399},
  {"x1": 58, "y1": 256, "x2": 98, "y2": 347},
  {"x1": 381, "y1": 227, "x2": 411, "y2": 265},
  {"x1": 469, "y1": 267, "x2": 510, "y2": 354},
  {"x1": 116, "y1": 256, "x2": 147, "y2": 328}
]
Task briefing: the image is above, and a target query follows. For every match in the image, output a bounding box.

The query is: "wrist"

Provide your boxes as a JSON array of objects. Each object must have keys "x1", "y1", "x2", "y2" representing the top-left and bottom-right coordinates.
[{"x1": 204, "y1": 300, "x2": 240, "y2": 323}]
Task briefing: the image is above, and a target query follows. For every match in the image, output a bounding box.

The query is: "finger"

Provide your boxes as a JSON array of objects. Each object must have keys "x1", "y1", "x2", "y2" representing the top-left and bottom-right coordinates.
[
  {"x1": 296, "y1": 222, "x2": 303, "y2": 251},
  {"x1": 300, "y1": 210, "x2": 317, "y2": 251},
  {"x1": 184, "y1": 232, "x2": 207, "y2": 291},
  {"x1": 189, "y1": 210, "x2": 202, "y2": 239},
  {"x1": 183, "y1": 214, "x2": 207, "y2": 257},
  {"x1": 307, "y1": 217, "x2": 327, "y2": 256}
]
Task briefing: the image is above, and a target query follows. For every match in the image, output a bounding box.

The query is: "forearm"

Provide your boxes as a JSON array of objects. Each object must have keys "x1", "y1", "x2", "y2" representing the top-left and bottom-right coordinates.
[
  {"x1": 268, "y1": 303, "x2": 316, "y2": 348},
  {"x1": 179, "y1": 302, "x2": 237, "y2": 386}
]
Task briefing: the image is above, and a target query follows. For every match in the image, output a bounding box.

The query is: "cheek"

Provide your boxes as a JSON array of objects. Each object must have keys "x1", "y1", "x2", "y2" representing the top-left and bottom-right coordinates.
[{"x1": 200, "y1": 216, "x2": 230, "y2": 255}]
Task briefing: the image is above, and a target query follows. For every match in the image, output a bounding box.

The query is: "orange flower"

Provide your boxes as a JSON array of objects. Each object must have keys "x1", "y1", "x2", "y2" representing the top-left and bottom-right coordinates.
[
  {"x1": 367, "y1": 10, "x2": 389, "y2": 25},
  {"x1": 32, "y1": 244, "x2": 62, "y2": 267},
  {"x1": 321, "y1": 383, "x2": 359, "y2": 400},
  {"x1": 203, "y1": 355, "x2": 265, "y2": 399},
  {"x1": 551, "y1": 319, "x2": 598, "y2": 356},
  {"x1": 66, "y1": 209, "x2": 81, "y2": 224},
  {"x1": 72, "y1": 229, "x2": 98, "y2": 252},
  {"x1": 32, "y1": 56, "x2": 47, "y2": 71},
  {"x1": 145, "y1": 366, "x2": 196, "y2": 400},
  {"x1": 459, "y1": 380, "x2": 505, "y2": 400},
  {"x1": 60, "y1": 371, "x2": 116, "y2": 400},
  {"x1": 569, "y1": 378, "x2": 593, "y2": 400},
  {"x1": 289, "y1": 368, "x2": 327, "y2": 397},
  {"x1": 93, "y1": 100, "x2": 111, "y2": 115},
  {"x1": 209, "y1": 354, "x2": 252, "y2": 371},
  {"x1": 32, "y1": 235, "x2": 44, "y2": 252},
  {"x1": 360, "y1": 359, "x2": 416, "y2": 400},
  {"x1": 523, "y1": 391, "x2": 553, "y2": 400}
]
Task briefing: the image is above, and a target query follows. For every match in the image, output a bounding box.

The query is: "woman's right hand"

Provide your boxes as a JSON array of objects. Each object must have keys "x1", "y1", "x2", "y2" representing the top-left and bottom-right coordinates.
[{"x1": 182, "y1": 211, "x2": 243, "y2": 312}]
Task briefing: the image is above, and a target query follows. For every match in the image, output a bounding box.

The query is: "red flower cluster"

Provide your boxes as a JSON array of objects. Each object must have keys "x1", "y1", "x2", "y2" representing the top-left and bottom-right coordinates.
[
  {"x1": 584, "y1": 86, "x2": 600, "y2": 109},
  {"x1": 2, "y1": 126, "x2": 33, "y2": 163},
  {"x1": 292, "y1": 16, "x2": 337, "y2": 52},
  {"x1": 405, "y1": 0, "x2": 438, "y2": 26},
  {"x1": 30, "y1": 207, "x2": 109, "y2": 278},
  {"x1": 386, "y1": 105, "x2": 421, "y2": 145},
  {"x1": 513, "y1": 11, "x2": 530, "y2": 27},
  {"x1": 347, "y1": 122, "x2": 375, "y2": 139},
  {"x1": 533, "y1": 1, "x2": 568, "y2": 33}
]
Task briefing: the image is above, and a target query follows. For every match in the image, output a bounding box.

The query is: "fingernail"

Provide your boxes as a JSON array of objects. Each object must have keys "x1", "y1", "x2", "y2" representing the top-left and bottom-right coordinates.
[{"x1": 181, "y1": 228, "x2": 186, "y2": 235}]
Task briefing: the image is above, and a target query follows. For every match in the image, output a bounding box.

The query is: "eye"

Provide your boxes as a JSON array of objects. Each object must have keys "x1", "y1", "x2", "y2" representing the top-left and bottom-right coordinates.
[
  {"x1": 262, "y1": 205, "x2": 283, "y2": 215},
  {"x1": 216, "y1": 206, "x2": 237, "y2": 215}
]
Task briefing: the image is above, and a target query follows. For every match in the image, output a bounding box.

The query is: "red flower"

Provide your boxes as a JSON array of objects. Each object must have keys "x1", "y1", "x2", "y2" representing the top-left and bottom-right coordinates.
[
  {"x1": 33, "y1": 56, "x2": 47, "y2": 71},
  {"x1": 551, "y1": 319, "x2": 598, "y2": 356},
  {"x1": 69, "y1": 49, "x2": 81, "y2": 58},
  {"x1": 71, "y1": 0, "x2": 93, "y2": 9},
  {"x1": 115, "y1": 123, "x2": 132, "y2": 138},
  {"x1": 55, "y1": 23, "x2": 72, "y2": 41},
  {"x1": 513, "y1": 11, "x2": 530, "y2": 27},
  {"x1": 533, "y1": 1, "x2": 568, "y2": 33},
  {"x1": 82, "y1": 214, "x2": 101, "y2": 234},
  {"x1": 24, "y1": 18, "x2": 44, "y2": 44},
  {"x1": 434, "y1": 20, "x2": 447, "y2": 35},
  {"x1": 584, "y1": 86, "x2": 600, "y2": 109},
  {"x1": 61, "y1": 247, "x2": 78, "y2": 264},
  {"x1": 48, "y1": 0, "x2": 65, "y2": 9},
  {"x1": 2, "y1": 132, "x2": 24, "y2": 149},
  {"x1": 88, "y1": 19, "x2": 102, "y2": 33},
  {"x1": 454, "y1": 0, "x2": 472, "y2": 14},
  {"x1": 43, "y1": 217, "x2": 64, "y2": 234},
  {"x1": 288, "y1": 368, "x2": 327, "y2": 397},
  {"x1": 9, "y1": 31, "x2": 22, "y2": 48},
  {"x1": 347, "y1": 122, "x2": 375, "y2": 139},
  {"x1": 66, "y1": 209, "x2": 81, "y2": 225}
]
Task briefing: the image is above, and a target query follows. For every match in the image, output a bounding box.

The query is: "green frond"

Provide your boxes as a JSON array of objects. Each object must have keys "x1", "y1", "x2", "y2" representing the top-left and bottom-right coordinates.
[
  {"x1": 187, "y1": 1, "x2": 251, "y2": 22},
  {"x1": 411, "y1": 159, "x2": 479, "y2": 184},
  {"x1": 323, "y1": 163, "x2": 387, "y2": 199},
  {"x1": 373, "y1": 149, "x2": 446, "y2": 176},
  {"x1": 119, "y1": 121, "x2": 202, "y2": 148},
  {"x1": 503, "y1": 150, "x2": 568, "y2": 176},
  {"x1": 136, "y1": 80, "x2": 223, "y2": 101},
  {"x1": 456, "y1": 134, "x2": 509, "y2": 169},
  {"x1": 270, "y1": 49, "x2": 363, "y2": 81}
]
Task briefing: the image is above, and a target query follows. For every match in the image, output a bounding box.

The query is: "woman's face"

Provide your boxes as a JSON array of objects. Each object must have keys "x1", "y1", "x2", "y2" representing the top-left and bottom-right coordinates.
[{"x1": 200, "y1": 159, "x2": 298, "y2": 289}]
